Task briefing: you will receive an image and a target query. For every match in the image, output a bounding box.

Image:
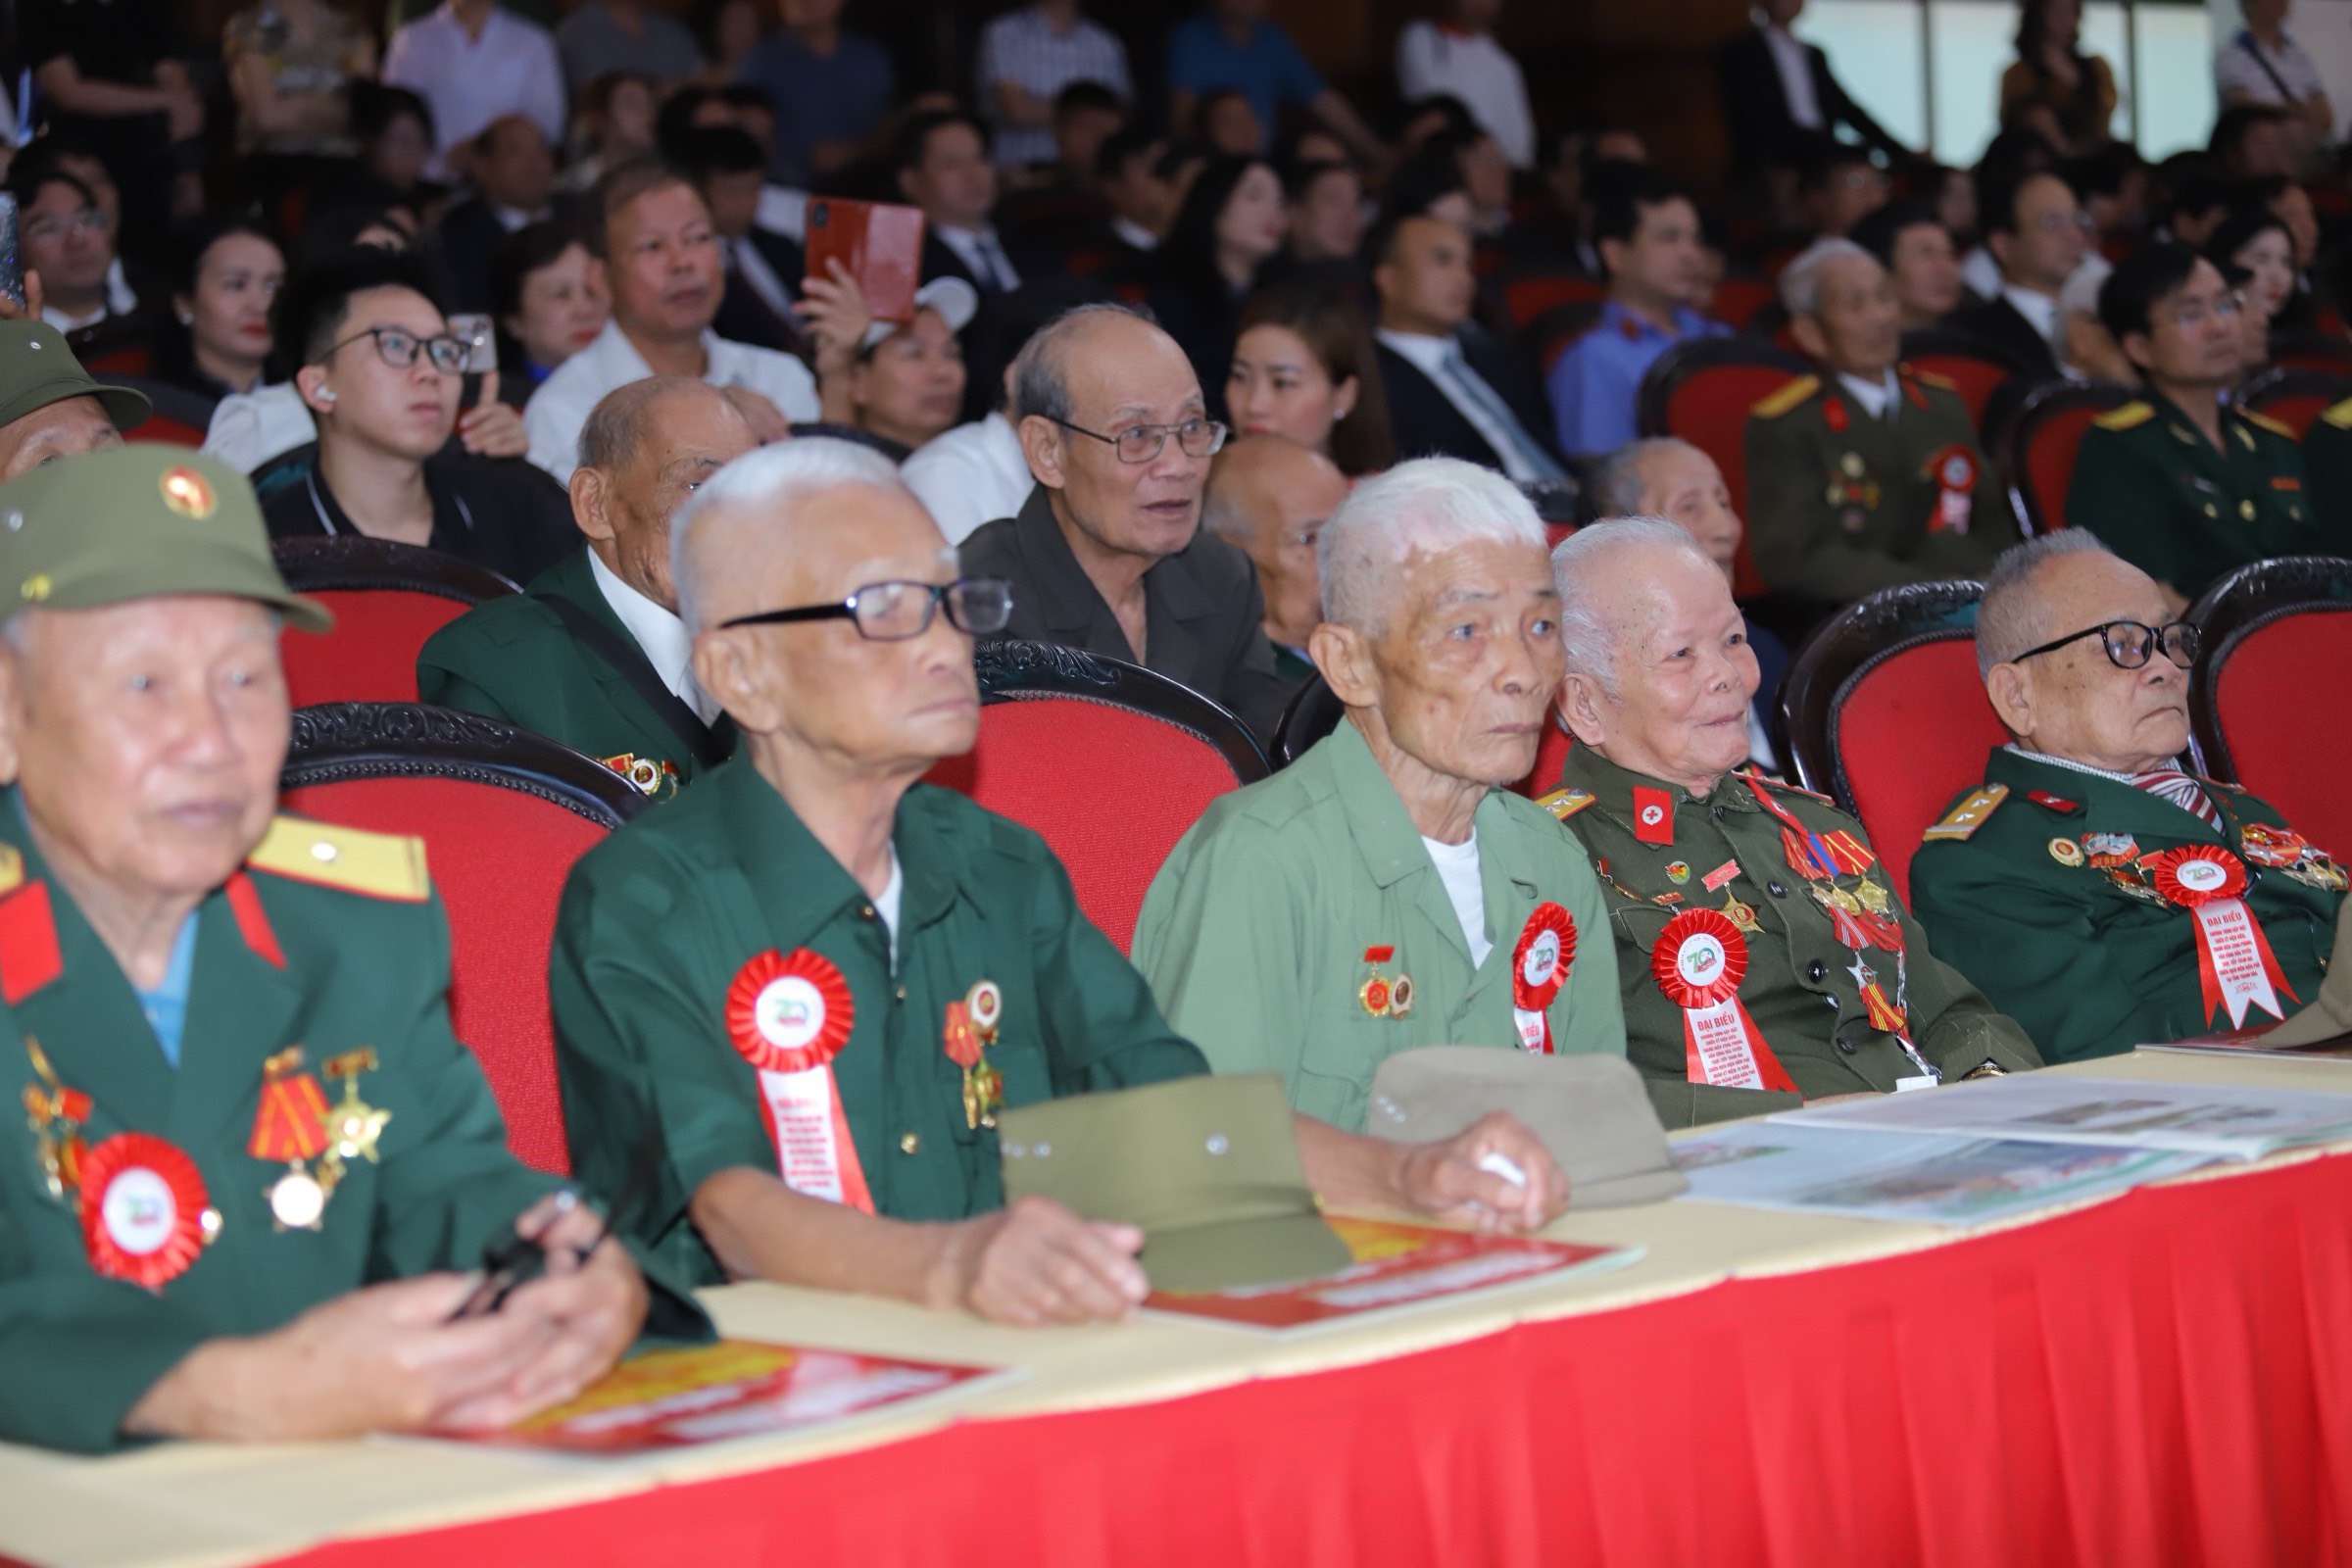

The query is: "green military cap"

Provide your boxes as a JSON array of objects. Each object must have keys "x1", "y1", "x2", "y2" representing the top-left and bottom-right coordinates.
[
  {"x1": 0, "y1": 446, "x2": 330, "y2": 631},
  {"x1": 998, "y1": 1073, "x2": 1353, "y2": 1293},
  {"x1": 0, "y1": 320, "x2": 150, "y2": 432}
]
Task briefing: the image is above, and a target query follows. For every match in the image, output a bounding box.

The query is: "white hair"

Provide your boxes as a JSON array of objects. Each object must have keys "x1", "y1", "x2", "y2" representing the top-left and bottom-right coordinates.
[
  {"x1": 1778, "y1": 236, "x2": 1879, "y2": 319},
  {"x1": 1587, "y1": 436, "x2": 1705, "y2": 519},
  {"x1": 669, "y1": 436, "x2": 908, "y2": 634},
  {"x1": 1975, "y1": 528, "x2": 2116, "y2": 677},
  {"x1": 1549, "y1": 515, "x2": 1718, "y2": 697},
  {"x1": 1315, "y1": 458, "x2": 1546, "y2": 636}
]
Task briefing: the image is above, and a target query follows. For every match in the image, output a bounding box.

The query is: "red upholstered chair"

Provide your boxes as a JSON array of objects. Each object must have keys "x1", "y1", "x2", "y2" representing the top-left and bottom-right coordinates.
[
  {"x1": 2000, "y1": 380, "x2": 2134, "y2": 536},
  {"x1": 111, "y1": 374, "x2": 221, "y2": 450},
  {"x1": 1636, "y1": 337, "x2": 1813, "y2": 600},
  {"x1": 1779, "y1": 581, "x2": 2004, "y2": 904},
  {"x1": 1711, "y1": 276, "x2": 1778, "y2": 333},
  {"x1": 2186, "y1": 557, "x2": 2352, "y2": 858},
  {"x1": 2271, "y1": 332, "x2": 2352, "y2": 377},
  {"x1": 1503, "y1": 272, "x2": 1606, "y2": 329},
  {"x1": 2236, "y1": 366, "x2": 2350, "y2": 439},
  {"x1": 923, "y1": 642, "x2": 1268, "y2": 955},
  {"x1": 278, "y1": 702, "x2": 651, "y2": 1174},
  {"x1": 1897, "y1": 327, "x2": 2030, "y2": 435},
  {"x1": 273, "y1": 537, "x2": 518, "y2": 707}
]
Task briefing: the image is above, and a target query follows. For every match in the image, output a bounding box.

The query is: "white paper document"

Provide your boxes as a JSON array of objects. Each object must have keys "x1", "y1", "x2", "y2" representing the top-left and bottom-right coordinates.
[
  {"x1": 1674, "y1": 1122, "x2": 2211, "y2": 1227},
  {"x1": 1770, "y1": 1075, "x2": 2352, "y2": 1160}
]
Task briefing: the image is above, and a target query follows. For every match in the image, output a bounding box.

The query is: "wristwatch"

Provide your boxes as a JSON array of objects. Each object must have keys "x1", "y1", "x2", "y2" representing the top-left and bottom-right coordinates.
[{"x1": 1958, "y1": 1059, "x2": 2009, "y2": 1082}]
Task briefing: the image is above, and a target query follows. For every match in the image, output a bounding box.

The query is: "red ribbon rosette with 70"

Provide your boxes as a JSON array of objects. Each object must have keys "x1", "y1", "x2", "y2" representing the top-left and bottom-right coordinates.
[
  {"x1": 79, "y1": 1133, "x2": 215, "y2": 1291},
  {"x1": 1510, "y1": 903, "x2": 1578, "y2": 1054},
  {"x1": 1651, "y1": 908, "x2": 1798, "y2": 1093},
  {"x1": 725, "y1": 949, "x2": 874, "y2": 1212},
  {"x1": 2143, "y1": 846, "x2": 2298, "y2": 1028}
]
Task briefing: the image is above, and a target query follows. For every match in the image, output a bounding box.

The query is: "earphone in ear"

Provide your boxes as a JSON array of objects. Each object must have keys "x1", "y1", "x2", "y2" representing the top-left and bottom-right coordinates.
[{"x1": 316, "y1": 388, "x2": 337, "y2": 404}]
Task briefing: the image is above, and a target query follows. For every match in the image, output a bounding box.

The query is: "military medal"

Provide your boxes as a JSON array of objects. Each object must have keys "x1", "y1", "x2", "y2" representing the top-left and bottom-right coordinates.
[
  {"x1": 598, "y1": 753, "x2": 679, "y2": 799},
  {"x1": 1665, "y1": 860, "x2": 1690, "y2": 884},
  {"x1": 1720, "y1": 892, "x2": 1761, "y2": 935},
  {"x1": 1701, "y1": 859, "x2": 1741, "y2": 893},
  {"x1": 1651, "y1": 909, "x2": 1796, "y2": 1092},
  {"x1": 1926, "y1": 445, "x2": 1976, "y2": 533},
  {"x1": 78, "y1": 1133, "x2": 219, "y2": 1291},
  {"x1": 1509, "y1": 904, "x2": 1577, "y2": 1054},
  {"x1": 2082, "y1": 832, "x2": 2138, "y2": 868},
  {"x1": 1358, "y1": 945, "x2": 1413, "y2": 1018},
  {"x1": 321, "y1": 1050, "x2": 391, "y2": 1166},
  {"x1": 944, "y1": 980, "x2": 1005, "y2": 1130},
  {"x1": 22, "y1": 1037, "x2": 88, "y2": 1202},
  {"x1": 2049, "y1": 836, "x2": 2086, "y2": 867},
  {"x1": 725, "y1": 949, "x2": 873, "y2": 1211},
  {"x1": 2143, "y1": 847, "x2": 2297, "y2": 1028},
  {"x1": 249, "y1": 1046, "x2": 336, "y2": 1231}
]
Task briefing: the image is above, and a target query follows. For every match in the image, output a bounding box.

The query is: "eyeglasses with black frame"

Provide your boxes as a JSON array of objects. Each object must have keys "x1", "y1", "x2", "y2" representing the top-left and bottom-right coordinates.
[
  {"x1": 1048, "y1": 416, "x2": 1228, "y2": 465},
  {"x1": 718, "y1": 577, "x2": 1014, "y2": 641},
  {"x1": 2012, "y1": 618, "x2": 2200, "y2": 670},
  {"x1": 313, "y1": 326, "x2": 473, "y2": 374}
]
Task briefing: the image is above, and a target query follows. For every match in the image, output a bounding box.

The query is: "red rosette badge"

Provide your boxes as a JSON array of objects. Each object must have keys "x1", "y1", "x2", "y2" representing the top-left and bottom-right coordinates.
[
  {"x1": 2140, "y1": 847, "x2": 2295, "y2": 1027},
  {"x1": 725, "y1": 949, "x2": 856, "y2": 1073},
  {"x1": 79, "y1": 1134, "x2": 214, "y2": 1291},
  {"x1": 1651, "y1": 909, "x2": 1797, "y2": 1093},
  {"x1": 2144, "y1": 846, "x2": 2248, "y2": 906},
  {"x1": 1510, "y1": 903, "x2": 1579, "y2": 1054}
]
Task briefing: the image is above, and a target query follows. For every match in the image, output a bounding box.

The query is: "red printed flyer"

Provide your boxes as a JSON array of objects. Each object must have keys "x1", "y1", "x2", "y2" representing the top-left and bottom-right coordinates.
[
  {"x1": 486, "y1": 1341, "x2": 1014, "y2": 1452},
  {"x1": 1145, "y1": 1216, "x2": 1637, "y2": 1333}
]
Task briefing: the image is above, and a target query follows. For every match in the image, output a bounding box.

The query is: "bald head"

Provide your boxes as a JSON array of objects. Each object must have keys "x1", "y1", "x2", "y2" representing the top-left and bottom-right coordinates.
[
  {"x1": 571, "y1": 375, "x2": 758, "y2": 611},
  {"x1": 1204, "y1": 434, "x2": 1347, "y2": 649}
]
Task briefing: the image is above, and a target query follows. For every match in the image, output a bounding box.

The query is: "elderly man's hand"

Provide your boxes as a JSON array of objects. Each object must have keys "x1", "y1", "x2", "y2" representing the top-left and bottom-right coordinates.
[
  {"x1": 456, "y1": 373, "x2": 529, "y2": 459},
  {"x1": 1394, "y1": 1111, "x2": 1568, "y2": 1234},
  {"x1": 923, "y1": 1195, "x2": 1150, "y2": 1326},
  {"x1": 722, "y1": 386, "x2": 792, "y2": 445}
]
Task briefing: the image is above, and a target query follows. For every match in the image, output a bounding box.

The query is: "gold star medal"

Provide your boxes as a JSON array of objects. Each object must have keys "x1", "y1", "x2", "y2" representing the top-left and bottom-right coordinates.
[
  {"x1": 1852, "y1": 878, "x2": 1892, "y2": 916},
  {"x1": 1720, "y1": 891, "x2": 1762, "y2": 935},
  {"x1": 2049, "y1": 837, "x2": 2085, "y2": 867},
  {"x1": 321, "y1": 1049, "x2": 391, "y2": 1165}
]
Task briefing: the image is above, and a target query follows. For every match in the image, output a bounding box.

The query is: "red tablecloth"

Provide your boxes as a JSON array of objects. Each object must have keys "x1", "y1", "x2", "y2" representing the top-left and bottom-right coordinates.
[{"x1": 264, "y1": 1151, "x2": 2352, "y2": 1568}]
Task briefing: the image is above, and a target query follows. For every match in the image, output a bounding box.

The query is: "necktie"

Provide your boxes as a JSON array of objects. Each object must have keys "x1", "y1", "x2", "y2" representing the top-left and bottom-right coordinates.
[
  {"x1": 2132, "y1": 768, "x2": 2225, "y2": 831},
  {"x1": 1438, "y1": 344, "x2": 1567, "y2": 483},
  {"x1": 973, "y1": 233, "x2": 1017, "y2": 293}
]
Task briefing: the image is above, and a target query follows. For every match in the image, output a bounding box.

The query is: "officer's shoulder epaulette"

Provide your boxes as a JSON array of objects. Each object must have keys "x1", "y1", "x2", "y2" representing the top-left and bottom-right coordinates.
[
  {"x1": 1750, "y1": 771, "x2": 1834, "y2": 805},
  {"x1": 2323, "y1": 397, "x2": 2352, "y2": 432},
  {"x1": 2237, "y1": 407, "x2": 2297, "y2": 441},
  {"x1": 1904, "y1": 367, "x2": 1959, "y2": 393},
  {"x1": 2093, "y1": 401, "x2": 2155, "y2": 432},
  {"x1": 1532, "y1": 787, "x2": 1596, "y2": 823},
  {"x1": 1750, "y1": 374, "x2": 1820, "y2": 420},
  {"x1": 247, "y1": 815, "x2": 431, "y2": 902},
  {"x1": 0, "y1": 842, "x2": 24, "y2": 899},
  {"x1": 1922, "y1": 783, "x2": 2009, "y2": 842}
]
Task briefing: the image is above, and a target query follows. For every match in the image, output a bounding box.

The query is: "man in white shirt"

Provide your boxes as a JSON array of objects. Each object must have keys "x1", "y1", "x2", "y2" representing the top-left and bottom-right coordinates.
[
  {"x1": 2217, "y1": 0, "x2": 2334, "y2": 147},
  {"x1": 1394, "y1": 0, "x2": 1534, "y2": 170},
  {"x1": 902, "y1": 376, "x2": 1034, "y2": 547},
  {"x1": 979, "y1": 1, "x2": 1132, "y2": 169},
  {"x1": 419, "y1": 376, "x2": 760, "y2": 796},
  {"x1": 526, "y1": 163, "x2": 821, "y2": 484},
  {"x1": 383, "y1": 0, "x2": 566, "y2": 180}
]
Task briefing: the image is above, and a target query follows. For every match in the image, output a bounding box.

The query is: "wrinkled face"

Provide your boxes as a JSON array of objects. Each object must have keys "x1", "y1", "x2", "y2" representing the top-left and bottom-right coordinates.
[
  {"x1": 1036, "y1": 316, "x2": 1210, "y2": 561},
  {"x1": 1290, "y1": 166, "x2": 1366, "y2": 263},
  {"x1": 1564, "y1": 547, "x2": 1759, "y2": 791},
  {"x1": 187, "y1": 233, "x2": 284, "y2": 374},
  {"x1": 1634, "y1": 446, "x2": 1741, "y2": 582},
  {"x1": 0, "y1": 397, "x2": 122, "y2": 480},
  {"x1": 1992, "y1": 551, "x2": 2189, "y2": 771},
  {"x1": 0, "y1": 597, "x2": 288, "y2": 905},
  {"x1": 1365, "y1": 535, "x2": 1565, "y2": 788},
  {"x1": 2127, "y1": 259, "x2": 2244, "y2": 391},
  {"x1": 2002, "y1": 174, "x2": 2089, "y2": 293},
  {"x1": 853, "y1": 307, "x2": 967, "y2": 450},
  {"x1": 1378, "y1": 216, "x2": 1476, "y2": 333},
  {"x1": 1889, "y1": 220, "x2": 1964, "y2": 319},
  {"x1": 1807, "y1": 161, "x2": 1888, "y2": 237},
  {"x1": 906, "y1": 123, "x2": 997, "y2": 231},
  {"x1": 606, "y1": 182, "x2": 723, "y2": 339},
  {"x1": 1213, "y1": 443, "x2": 1347, "y2": 646},
  {"x1": 1611, "y1": 196, "x2": 1707, "y2": 307},
  {"x1": 1216, "y1": 164, "x2": 1288, "y2": 262},
  {"x1": 1227, "y1": 322, "x2": 1348, "y2": 453},
  {"x1": 2234, "y1": 226, "x2": 2295, "y2": 318},
  {"x1": 596, "y1": 385, "x2": 758, "y2": 608},
  {"x1": 507, "y1": 241, "x2": 609, "y2": 370},
  {"x1": 312, "y1": 285, "x2": 462, "y2": 461},
  {"x1": 1806, "y1": 250, "x2": 1901, "y2": 381},
  {"x1": 23, "y1": 181, "x2": 111, "y2": 300},
  {"x1": 477, "y1": 119, "x2": 555, "y2": 211}
]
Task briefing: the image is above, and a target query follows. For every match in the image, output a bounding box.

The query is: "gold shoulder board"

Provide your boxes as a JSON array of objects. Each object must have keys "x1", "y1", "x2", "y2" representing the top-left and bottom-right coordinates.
[
  {"x1": 1534, "y1": 788, "x2": 1596, "y2": 823},
  {"x1": 1754, "y1": 772, "x2": 1834, "y2": 804},
  {"x1": 2093, "y1": 402, "x2": 2155, "y2": 432},
  {"x1": 0, "y1": 843, "x2": 24, "y2": 898},
  {"x1": 2322, "y1": 398, "x2": 2352, "y2": 432},
  {"x1": 1907, "y1": 368, "x2": 1959, "y2": 393},
  {"x1": 1923, "y1": 784, "x2": 2009, "y2": 842},
  {"x1": 2238, "y1": 408, "x2": 2297, "y2": 440},
  {"x1": 247, "y1": 816, "x2": 431, "y2": 902},
  {"x1": 1750, "y1": 375, "x2": 1821, "y2": 420}
]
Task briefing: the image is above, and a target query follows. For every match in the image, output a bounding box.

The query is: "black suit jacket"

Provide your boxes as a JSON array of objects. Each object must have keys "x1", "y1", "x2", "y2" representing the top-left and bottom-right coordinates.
[
  {"x1": 711, "y1": 227, "x2": 808, "y2": 356},
  {"x1": 1945, "y1": 291, "x2": 2064, "y2": 385},
  {"x1": 433, "y1": 197, "x2": 573, "y2": 316},
  {"x1": 1375, "y1": 328, "x2": 1562, "y2": 473},
  {"x1": 959, "y1": 485, "x2": 1292, "y2": 745},
  {"x1": 1719, "y1": 28, "x2": 1907, "y2": 179}
]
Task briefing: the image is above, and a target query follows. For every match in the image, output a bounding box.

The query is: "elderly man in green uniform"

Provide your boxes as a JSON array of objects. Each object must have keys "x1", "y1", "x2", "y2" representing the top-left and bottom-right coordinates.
[
  {"x1": 2066, "y1": 242, "x2": 2320, "y2": 612},
  {"x1": 0, "y1": 319, "x2": 150, "y2": 478},
  {"x1": 1136, "y1": 457, "x2": 1626, "y2": 1138},
  {"x1": 419, "y1": 376, "x2": 760, "y2": 798},
  {"x1": 1547, "y1": 517, "x2": 2040, "y2": 1118},
  {"x1": 1911, "y1": 531, "x2": 2342, "y2": 1061},
  {"x1": 1743, "y1": 238, "x2": 2014, "y2": 614},
  {"x1": 553, "y1": 439, "x2": 1570, "y2": 1330},
  {"x1": 0, "y1": 449, "x2": 700, "y2": 1454}
]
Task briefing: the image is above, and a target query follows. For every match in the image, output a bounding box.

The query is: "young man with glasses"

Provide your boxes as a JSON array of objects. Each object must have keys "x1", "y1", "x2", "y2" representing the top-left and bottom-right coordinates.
[
  {"x1": 266, "y1": 249, "x2": 577, "y2": 582},
  {"x1": 961, "y1": 303, "x2": 1293, "y2": 743},
  {"x1": 2065, "y1": 242, "x2": 2318, "y2": 610},
  {"x1": 1913, "y1": 530, "x2": 2345, "y2": 1062}
]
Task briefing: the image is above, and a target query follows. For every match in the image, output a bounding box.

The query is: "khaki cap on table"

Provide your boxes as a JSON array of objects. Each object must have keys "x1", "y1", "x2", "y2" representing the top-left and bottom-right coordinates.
[
  {"x1": 0, "y1": 447, "x2": 330, "y2": 631},
  {"x1": 998, "y1": 1073, "x2": 1353, "y2": 1294},
  {"x1": 0, "y1": 320, "x2": 150, "y2": 432}
]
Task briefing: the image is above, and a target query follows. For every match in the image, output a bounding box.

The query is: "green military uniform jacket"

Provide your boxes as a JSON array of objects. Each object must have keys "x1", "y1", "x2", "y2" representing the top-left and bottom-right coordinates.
[
  {"x1": 551, "y1": 759, "x2": 1207, "y2": 1287},
  {"x1": 417, "y1": 547, "x2": 736, "y2": 799},
  {"x1": 2066, "y1": 392, "x2": 2324, "y2": 601},
  {"x1": 1743, "y1": 368, "x2": 2016, "y2": 606},
  {"x1": 1131, "y1": 722, "x2": 1625, "y2": 1135},
  {"x1": 1910, "y1": 747, "x2": 2342, "y2": 1063},
  {"x1": 2299, "y1": 395, "x2": 2352, "y2": 538},
  {"x1": 1552, "y1": 748, "x2": 2041, "y2": 1118},
  {"x1": 0, "y1": 807, "x2": 707, "y2": 1454}
]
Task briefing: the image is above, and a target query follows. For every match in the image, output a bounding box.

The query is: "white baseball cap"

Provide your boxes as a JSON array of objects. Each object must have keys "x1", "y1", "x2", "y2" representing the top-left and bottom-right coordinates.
[{"x1": 862, "y1": 276, "x2": 980, "y2": 351}]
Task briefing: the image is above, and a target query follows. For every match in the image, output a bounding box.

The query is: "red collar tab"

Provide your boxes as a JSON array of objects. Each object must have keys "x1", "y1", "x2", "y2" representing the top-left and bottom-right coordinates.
[
  {"x1": 225, "y1": 872, "x2": 286, "y2": 969},
  {"x1": 1823, "y1": 397, "x2": 1850, "y2": 432},
  {"x1": 2027, "y1": 789, "x2": 2082, "y2": 814},
  {"x1": 1632, "y1": 786, "x2": 1676, "y2": 846},
  {"x1": 0, "y1": 882, "x2": 62, "y2": 1005}
]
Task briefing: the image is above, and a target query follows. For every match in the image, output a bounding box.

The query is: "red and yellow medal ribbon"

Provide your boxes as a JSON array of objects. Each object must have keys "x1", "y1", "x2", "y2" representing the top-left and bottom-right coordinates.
[
  {"x1": 724, "y1": 950, "x2": 872, "y2": 1212},
  {"x1": 2143, "y1": 847, "x2": 2298, "y2": 1027},
  {"x1": 1510, "y1": 903, "x2": 1578, "y2": 1054},
  {"x1": 79, "y1": 1133, "x2": 213, "y2": 1291},
  {"x1": 942, "y1": 1000, "x2": 981, "y2": 1068},
  {"x1": 248, "y1": 1052, "x2": 331, "y2": 1163},
  {"x1": 1652, "y1": 909, "x2": 1799, "y2": 1094}
]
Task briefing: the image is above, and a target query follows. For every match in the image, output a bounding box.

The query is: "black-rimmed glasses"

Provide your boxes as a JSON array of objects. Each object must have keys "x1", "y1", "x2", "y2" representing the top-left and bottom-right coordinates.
[
  {"x1": 1048, "y1": 416, "x2": 1228, "y2": 465},
  {"x1": 2013, "y1": 618, "x2": 2200, "y2": 670},
  {"x1": 718, "y1": 578, "x2": 1014, "y2": 641},
  {"x1": 313, "y1": 326, "x2": 472, "y2": 374}
]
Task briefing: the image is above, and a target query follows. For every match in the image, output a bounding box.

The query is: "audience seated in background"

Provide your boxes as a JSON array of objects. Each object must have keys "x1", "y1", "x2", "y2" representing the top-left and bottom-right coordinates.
[
  {"x1": 1200, "y1": 432, "x2": 1348, "y2": 683},
  {"x1": 563, "y1": 72, "x2": 661, "y2": 196},
  {"x1": 1717, "y1": 0, "x2": 1909, "y2": 193},
  {"x1": 221, "y1": 0, "x2": 378, "y2": 171},
  {"x1": 978, "y1": 1, "x2": 1132, "y2": 171},
  {"x1": 960, "y1": 303, "x2": 1292, "y2": 742},
  {"x1": 2055, "y1": 252, "x2": 2132, "y2": 380},
  {"x1": 1044, "y1": 81, "x2": 1129, "y2": 192},
  {"x1": 557, "y1": 0, "x2": 706, "y2": 101},
  {"x1": 1148, "y1": 155, "x2": 1286, "y2": 415},
  {"x1": 0, "y1": 321, "x2": 148, "y2": 478},
  {"x1": 678, "y1": 125, "x2": 807, "y2": 356},
  {"x1": 1794, "y1": 138, "x2": 1891, "y2": 240},
  {"x1": 420, "y1": 375, "x2": 758, "y2": 792},
  {"x1": 381, "y1": 0, "x2": 565, "y2": 179},
  {"x1": 493, "y1": 221, "x2": 610, "y2": 397},
  {"x1": 900, "y1": 111, "x2": 1022, "y2": 299},
  {"x1": 1396, "y1": 0, "x2": 1535, "y2": 171},
  {"x1": 1092, "y1": 128, "x2": 1180, "y2": 261},
  {"x1": 2207, "y1": 204, "x2": 2297, "y2": 354},
  {"x1": 1168, "y1": 0, "x2": 1384, "y2": 165},
  {"x1": 1284, "y1": 159, "x2": 1368, "y2": 270},
  {"x1": 268, "y1": 248, "x2": 575, "y2": 581},
  {"x1": 1228, "y1": 281, "x2": 1395, "y2": 478},
  {"x1": 1914, "y1": 530, "x2": 2345, "y2": 1060},
  {"x1": 1851, "y1": 202, "x2": 1966, "y2": 333},
  {"x1": 14, "y1": 168, "x2": 135, "y2": 335},
  {"x1": 436, "y1": 116, "x2": 561, "y2": 314},
  {"x1": 843, "y1": 277, "x2": 977, "y2": 459},
  {"x1": 902, "y1": 370, "x2": 1034, "y2": 548},
  {"x1": 151, "y1": 217, "x2": 286, "y2": 404},
  {"x1": 734, "y1": 0, "x2": 895, "y2": 187},
  {"x1": 1947, "y1": 163, "x2": 2085, "y2": 382}
]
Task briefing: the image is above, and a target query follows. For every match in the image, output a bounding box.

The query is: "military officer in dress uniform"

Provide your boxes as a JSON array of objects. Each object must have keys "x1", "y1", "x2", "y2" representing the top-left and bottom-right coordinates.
[
  {"x1": 0, "y1": 449, "x2": 700, "y2": 1454},
  {"x1": 1911, "y1": 531, "x2": 2341, "y2": 1061},
  {"x1": 1546, "y1": 517, "x2": 2041, "y2": 1121},
  {"x1": 419, "y1": 377, "x2": 760, "y2": 798},
  {"x1": 2066, "y1": 243, "x2": 2323, "y2": 611},
  {"x1": 1743, "y1": 239, "x2": 2015, "y2": 614}
]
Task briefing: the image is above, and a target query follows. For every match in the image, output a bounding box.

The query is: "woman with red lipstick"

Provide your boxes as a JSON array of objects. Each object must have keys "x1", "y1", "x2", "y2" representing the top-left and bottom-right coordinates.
[
  {"x1": 1147, "y1": 155, "x2": 1290, "y2": 421},
  {"x1": 152, "y1": 218, "x2": 288, "y2": 405}
]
